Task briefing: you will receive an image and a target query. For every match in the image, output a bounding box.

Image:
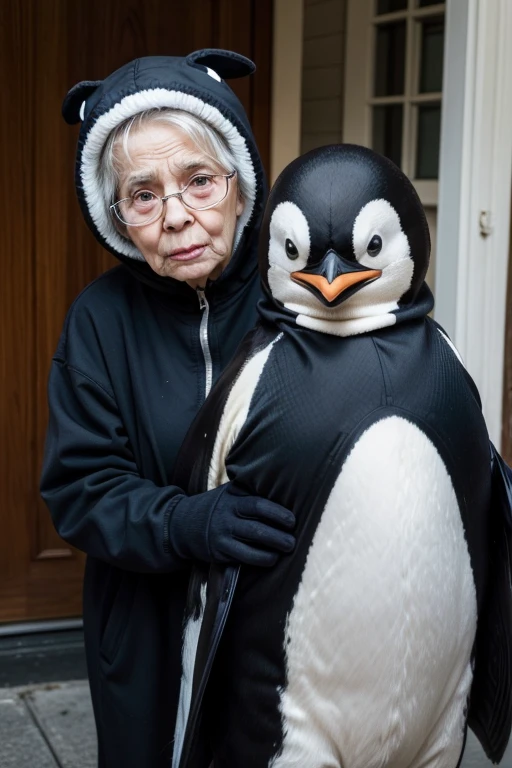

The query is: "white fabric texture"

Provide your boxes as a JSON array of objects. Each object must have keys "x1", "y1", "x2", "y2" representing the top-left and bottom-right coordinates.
[
  {"x1": 172, "y1": 581, "x2": 207, "y2": 768},
  {"x1": 207, "y1": 334, "x2": 283, "y2": 490},
  {"x1": 271, "y1": 416, "x2": 476, "y2": 768}
]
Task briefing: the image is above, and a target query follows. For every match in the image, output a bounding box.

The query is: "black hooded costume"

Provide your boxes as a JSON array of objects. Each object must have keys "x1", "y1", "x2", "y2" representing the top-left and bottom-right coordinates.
[
  {"x1": 40, "y1": 50, "x2": 275, "y2": 767},
  {"x1": 172, "y1": 146, "x2": 512, "y2": 768}
]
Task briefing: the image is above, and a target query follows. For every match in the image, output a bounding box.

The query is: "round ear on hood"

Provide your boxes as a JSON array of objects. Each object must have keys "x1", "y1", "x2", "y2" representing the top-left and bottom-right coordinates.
[
  {"x1": 62, "y1": 80, "x2": 103, "y2": 125},
  {"x1": 186, "y1": 48, "x2": 256, "y2": 80}
]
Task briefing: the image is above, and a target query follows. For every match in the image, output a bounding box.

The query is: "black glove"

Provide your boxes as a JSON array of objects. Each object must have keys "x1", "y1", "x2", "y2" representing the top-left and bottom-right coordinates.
[{"x1": 168, "y1": 483, "x2": 296, "y2": 567}]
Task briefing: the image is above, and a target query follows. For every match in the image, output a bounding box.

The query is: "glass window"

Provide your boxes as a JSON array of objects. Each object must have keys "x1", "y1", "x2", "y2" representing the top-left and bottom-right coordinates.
[
  {"x1": 362, "y1": 0, "x2": 445, "y2": 190},
  {"x1": 373, "y1": 105, "x2": 403, "y2": 168},
  {"x1": 377, "y1": 0, "x2": 407, "y2": 13},
  {"x1": 416, "y1": 104, "x2": 441, "y2": 178},
  {"x1": 419, "y1": 18, "x2": 444, "y2": 93},
  {"x1": 374, "y1": 22, "x2": 406, "y2": 96}
]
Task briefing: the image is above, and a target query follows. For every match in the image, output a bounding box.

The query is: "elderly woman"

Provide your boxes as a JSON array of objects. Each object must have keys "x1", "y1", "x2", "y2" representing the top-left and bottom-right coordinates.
[{"x1": 40, "y1": 50, "x2": 295, "y2": 768}]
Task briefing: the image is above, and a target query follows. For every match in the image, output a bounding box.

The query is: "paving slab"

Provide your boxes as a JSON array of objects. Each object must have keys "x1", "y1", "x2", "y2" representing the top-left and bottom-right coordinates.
[
  {"x1": 24, "y1": 681, "x2": 97, "y2": 768},
  {"x1": 0, "y1": 692, "x2": 57, "y2": 768},
  {"x1": 462, "y1": 728, "x2": 512, "y2": 767},
  {"x1": 1, "y1": 679, "x2": 512, "y2": 768}
]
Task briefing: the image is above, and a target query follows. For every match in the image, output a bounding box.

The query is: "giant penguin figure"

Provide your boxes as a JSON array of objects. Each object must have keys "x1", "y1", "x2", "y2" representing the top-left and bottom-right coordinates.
[{"x1": 172, "y1": 145, "x2": 512, "y2": 768}]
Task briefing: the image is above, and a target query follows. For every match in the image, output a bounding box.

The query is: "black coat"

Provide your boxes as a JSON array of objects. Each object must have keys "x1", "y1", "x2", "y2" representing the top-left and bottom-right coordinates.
[{"x1": 40, "y1": 50, "x2": 265, "y2": 768}]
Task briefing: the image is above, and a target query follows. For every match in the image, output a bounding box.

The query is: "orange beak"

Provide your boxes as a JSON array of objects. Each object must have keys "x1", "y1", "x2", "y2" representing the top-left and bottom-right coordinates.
[{"x1": 291, "y1": 269, "x2": 381, "y2": 303}]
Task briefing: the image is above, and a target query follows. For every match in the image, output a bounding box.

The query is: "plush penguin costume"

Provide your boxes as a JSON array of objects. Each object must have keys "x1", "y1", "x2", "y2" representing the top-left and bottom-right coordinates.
[{"x1": 172, "y1": 145, "x2": 512, "y2": 768}]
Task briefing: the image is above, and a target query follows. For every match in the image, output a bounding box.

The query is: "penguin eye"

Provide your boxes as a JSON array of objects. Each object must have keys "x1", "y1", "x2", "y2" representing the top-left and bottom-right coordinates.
[
  {"x1": 285, "y1": 238, "x2": 299, "y2": 260},
  {"x1": 367, "y1": 235, "x2": 382, "y2": 257}
]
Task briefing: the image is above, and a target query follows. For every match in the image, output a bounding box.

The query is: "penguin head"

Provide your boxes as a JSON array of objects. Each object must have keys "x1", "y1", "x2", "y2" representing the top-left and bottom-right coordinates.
[{"x1": 259, "y1": 144, "x2": 432, "y2": 336}]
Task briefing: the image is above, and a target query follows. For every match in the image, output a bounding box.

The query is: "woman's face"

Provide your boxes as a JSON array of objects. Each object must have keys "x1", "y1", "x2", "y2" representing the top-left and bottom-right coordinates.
[{"x1": 114, "y1": 121, "x2": 244, "y2": 288}]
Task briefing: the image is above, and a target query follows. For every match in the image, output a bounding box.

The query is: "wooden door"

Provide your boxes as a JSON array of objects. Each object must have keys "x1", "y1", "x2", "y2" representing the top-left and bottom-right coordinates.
[{"x1": 0, "y1": 0, "x2": 272, "y2": 623}]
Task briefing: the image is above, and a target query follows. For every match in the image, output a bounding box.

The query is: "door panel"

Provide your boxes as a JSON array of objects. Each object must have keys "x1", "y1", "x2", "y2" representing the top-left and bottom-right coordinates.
[{"x1": 0, "y1": 0, "x2": 272, "y2": 623}]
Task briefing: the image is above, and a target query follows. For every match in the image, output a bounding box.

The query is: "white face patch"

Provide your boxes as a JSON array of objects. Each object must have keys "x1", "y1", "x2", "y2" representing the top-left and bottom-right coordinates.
[
  {"x1": 331, "y1": 197, "x2": 414, "y2": 321},
  {"x1": 352, "y1": 198, "x2": 410, "y2": 271},
  {"x1": 267, "y1": 202, "x2": 311, "y2": 305},
  {"x1": 205, "y1": 67, "x2": 221, "y2": 82},
  {"x1": 267, "y1": 197, "x2": 415, "y2": 338}
]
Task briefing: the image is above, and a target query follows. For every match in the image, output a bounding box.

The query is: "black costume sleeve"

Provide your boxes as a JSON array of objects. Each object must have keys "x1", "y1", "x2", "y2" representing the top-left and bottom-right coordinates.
[{"x1": 40, "y1": 359, "x2": 190, "y2": 573}]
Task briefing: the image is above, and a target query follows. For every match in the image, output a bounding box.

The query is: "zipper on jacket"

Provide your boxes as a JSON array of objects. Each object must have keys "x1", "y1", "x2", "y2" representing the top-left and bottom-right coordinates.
[{"x1": 196, "y1": 288, "x2": 213, "y2": 399}]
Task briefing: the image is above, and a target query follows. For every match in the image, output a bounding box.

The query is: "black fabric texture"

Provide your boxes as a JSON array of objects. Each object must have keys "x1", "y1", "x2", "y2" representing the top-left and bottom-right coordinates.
[
  {"x1": 40, "y1": 53, "x2": 266, "y2": 768},
  {"x1": 178, "y1": 318, "x2": 493, "y2": 767},
  {"x1": 168, "y1": 483, "x2": 295, "y2": 566}
]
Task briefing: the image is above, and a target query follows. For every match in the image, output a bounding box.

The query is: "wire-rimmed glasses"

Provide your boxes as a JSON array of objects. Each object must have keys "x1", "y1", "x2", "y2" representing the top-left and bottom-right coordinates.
[{"x1": 110, "y1": 171, "x2": 237, "y2": 227}]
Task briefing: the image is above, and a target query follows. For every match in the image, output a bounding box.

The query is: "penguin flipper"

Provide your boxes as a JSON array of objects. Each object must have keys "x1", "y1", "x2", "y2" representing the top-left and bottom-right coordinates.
[{"x1": 468, "y1": 443, "x2": 512, "y2": 763}]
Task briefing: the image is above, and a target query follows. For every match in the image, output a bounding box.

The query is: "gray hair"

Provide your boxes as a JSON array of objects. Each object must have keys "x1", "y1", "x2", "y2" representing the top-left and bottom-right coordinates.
[{"x1": 99, "y1": 108, "x2": 249, "y2": 212}]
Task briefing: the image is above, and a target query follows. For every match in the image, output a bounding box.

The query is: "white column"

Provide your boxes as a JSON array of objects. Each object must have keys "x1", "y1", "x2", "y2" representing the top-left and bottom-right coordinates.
[{"x1": 435, "y1": 0, "x2": 512, "y2": 445}]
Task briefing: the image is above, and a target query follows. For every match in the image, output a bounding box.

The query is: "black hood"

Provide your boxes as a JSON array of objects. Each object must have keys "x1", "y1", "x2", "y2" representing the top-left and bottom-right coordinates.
[
  {"x1": 258, "y1": 144, "x2": 434, "y2": 337},
  {"x1": 62, "y1": 49, "x2": 266, "y2": 298}
]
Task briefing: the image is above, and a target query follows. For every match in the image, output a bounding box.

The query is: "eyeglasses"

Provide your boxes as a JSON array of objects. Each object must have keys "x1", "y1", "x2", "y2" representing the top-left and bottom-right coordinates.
[{"x1": 110, "y1": 171, "x2": 237, "y2": 227}]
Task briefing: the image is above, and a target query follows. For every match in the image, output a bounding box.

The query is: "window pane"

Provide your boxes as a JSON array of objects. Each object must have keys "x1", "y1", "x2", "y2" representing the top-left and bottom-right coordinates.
[
  {"x1": 419, "y1": 18, "x2": 444, "y2": 93},
  {"x1": 374, "y1": 22, "x2": 406, "y2": 96},
  {"x1": 377, "y1": 0, "x2": 407, "y2": 13},
  {"x1": 373, "y1": 105, "x2": 403, "y2": 168},
  {"x1": 416, "y1": 104, "x2": 441, "y2": 178},
  {"x1": 418, "y1": 0, "x2": 443, "y2": 6}
]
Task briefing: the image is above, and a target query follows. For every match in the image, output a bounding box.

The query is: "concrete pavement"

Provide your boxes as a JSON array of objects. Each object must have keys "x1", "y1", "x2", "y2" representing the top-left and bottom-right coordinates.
[
  {"x1": 0, "y1": 681, "x2": 96, "y2": 767},
  {"x1": 1, "y1": 679, "x2": 512, "y2": 767}
]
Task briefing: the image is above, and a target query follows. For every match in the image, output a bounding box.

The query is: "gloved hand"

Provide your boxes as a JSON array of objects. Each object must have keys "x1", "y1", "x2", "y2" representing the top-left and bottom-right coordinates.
[{"x1": 168, "y1": 483, "x2": 296, "y2": 567}]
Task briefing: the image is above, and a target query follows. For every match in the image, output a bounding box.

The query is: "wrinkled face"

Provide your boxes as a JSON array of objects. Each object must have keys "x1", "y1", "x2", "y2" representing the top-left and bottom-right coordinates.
[{"x1": 114, "y1": 122, "x2": 244, "y2": 288}]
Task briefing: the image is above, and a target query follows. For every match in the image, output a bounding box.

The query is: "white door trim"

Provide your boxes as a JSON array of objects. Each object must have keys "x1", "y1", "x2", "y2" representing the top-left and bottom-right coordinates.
[{"x1": 435, "y1": 0, "x2": 512, "y2": 445}]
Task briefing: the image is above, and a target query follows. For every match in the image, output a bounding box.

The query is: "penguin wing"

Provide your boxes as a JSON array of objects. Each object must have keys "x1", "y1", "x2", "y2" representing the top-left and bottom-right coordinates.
[
  {"x1": 430, "y1": 320, "x2": 512, "y2": 761},
  {"x1": 468, "y1": 443, "x2": 512, "y2": 763}
]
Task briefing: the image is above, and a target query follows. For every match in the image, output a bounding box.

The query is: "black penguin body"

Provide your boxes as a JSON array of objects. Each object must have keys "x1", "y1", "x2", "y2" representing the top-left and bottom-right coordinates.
[{"x1": 173, "y1": 146, "x2": 512, "y2": 768}]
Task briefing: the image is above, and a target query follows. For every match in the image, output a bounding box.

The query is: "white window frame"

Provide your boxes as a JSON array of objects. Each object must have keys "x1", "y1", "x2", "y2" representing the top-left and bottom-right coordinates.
[{"x1": 343, "y1": 0, "x2": 445, "y2": 207}]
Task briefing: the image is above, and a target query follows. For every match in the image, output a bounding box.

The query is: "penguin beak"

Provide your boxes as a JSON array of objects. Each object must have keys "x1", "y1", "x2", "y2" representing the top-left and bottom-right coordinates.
[{"x1": 291, "y1": 249, "x2": 381, "y2": 307}]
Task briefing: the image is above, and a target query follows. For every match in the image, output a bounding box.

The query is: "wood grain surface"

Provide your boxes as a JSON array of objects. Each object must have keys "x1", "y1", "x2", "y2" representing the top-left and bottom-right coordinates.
[{"x1": 0, "y1": 0, "x2": 272, "y2": 623}]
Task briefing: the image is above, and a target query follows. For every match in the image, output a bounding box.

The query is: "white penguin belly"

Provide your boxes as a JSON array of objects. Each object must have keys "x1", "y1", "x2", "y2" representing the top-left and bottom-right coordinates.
[{"x1": 271, "y1": 416, "x2": 477, "y2": 768}]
